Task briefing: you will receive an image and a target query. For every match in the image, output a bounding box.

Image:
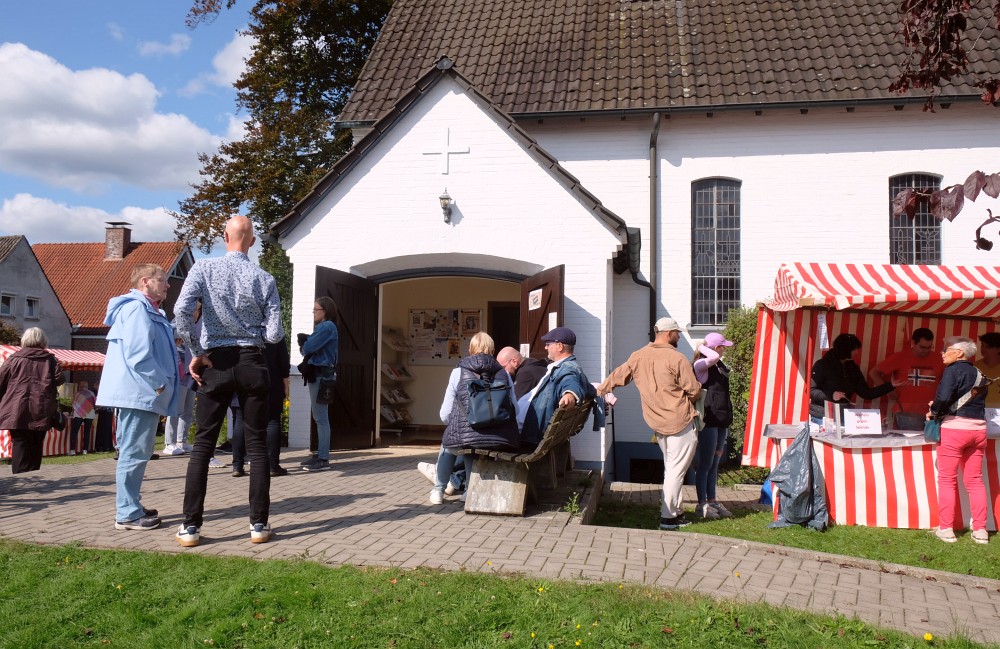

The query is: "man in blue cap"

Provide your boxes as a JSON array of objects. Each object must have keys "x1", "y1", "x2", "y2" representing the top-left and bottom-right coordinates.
[{"x1": 519, "y1": 326, "x2": 594, "y2": 447}]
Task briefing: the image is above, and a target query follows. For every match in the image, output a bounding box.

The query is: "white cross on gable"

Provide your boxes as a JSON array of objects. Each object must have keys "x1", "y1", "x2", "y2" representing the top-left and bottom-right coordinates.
[{"x1": 422, "y1": 128, "x2": 470, "y2": 174}]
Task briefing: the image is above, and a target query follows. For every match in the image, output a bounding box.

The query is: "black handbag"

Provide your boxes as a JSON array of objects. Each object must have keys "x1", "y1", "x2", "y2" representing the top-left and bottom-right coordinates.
[{"x1": 316, "y1": 378, "x2": 337, "y2": 405}]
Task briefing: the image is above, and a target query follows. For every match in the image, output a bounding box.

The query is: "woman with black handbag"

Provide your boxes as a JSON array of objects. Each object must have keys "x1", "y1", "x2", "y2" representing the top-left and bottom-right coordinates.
[
  {"x1": 298, "y1": 296, "x2": 339, "y2": 472},
  {"x1": 0, "y1": 327, "x2": 64, "y2": 473},
  {"x1": 929, "y1": 337, "x2": 990, "y2": 544}
]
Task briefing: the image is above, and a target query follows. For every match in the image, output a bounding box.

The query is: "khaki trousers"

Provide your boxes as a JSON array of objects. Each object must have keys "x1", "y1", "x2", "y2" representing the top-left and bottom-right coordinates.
[{"x1": 656, "y1": 423, "x2": 698, "y2": 519}]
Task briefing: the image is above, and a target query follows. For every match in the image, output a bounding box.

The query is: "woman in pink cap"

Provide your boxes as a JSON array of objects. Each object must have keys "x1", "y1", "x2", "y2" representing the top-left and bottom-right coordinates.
[{"x1": 692, "y1": 332, "x2": 736, "y2": 519}]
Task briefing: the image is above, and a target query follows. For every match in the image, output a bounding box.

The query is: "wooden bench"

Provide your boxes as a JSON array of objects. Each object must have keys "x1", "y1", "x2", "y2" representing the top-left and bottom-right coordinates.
[{"x1": 455, "y1": 398, "x2": 594, "y2": 515}]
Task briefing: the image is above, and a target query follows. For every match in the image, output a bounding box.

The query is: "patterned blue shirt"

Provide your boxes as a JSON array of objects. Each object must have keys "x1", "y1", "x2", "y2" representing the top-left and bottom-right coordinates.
[{"x1": 174, "y1": 251, "x2": 284, "y2": 356}]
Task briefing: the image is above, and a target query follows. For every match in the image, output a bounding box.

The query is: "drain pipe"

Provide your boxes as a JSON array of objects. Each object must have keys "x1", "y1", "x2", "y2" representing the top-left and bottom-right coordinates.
[{"x1": 626, "y1": 112, "x2": 660, "y2": 342}]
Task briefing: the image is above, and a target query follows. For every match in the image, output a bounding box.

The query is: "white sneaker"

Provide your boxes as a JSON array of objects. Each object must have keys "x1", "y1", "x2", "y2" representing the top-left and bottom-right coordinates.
[
  {"x1": 444, "y1": 482, "x2": 458, "y2": 496},
  {"x1": 459, "y1": 491, "x2": 467, "y2": 502},
  {"x1": 935, "y1": 527, "x2": 957, "y2": 543},
  {"x1": 417, "y1": 462, "x2": 436, "y2": 484},
  {"x1": 67, "y1": 450, "x2": 76, "y2": 456},
  {"x1": 697, "y1": 503, "x2": 719, "y2": 520},
  {"x1": 208, "y1": 457, "x2": 226, "y2": 469},
  {"x1": 429, "y1": 488, "x2": 444, "y2": 505},
  {"x1": 181, "y1": 443, "x2": 193, "y2": 453},
  {"x1": 972, "y1": 529, "x2": 989, "y2": 544},
  {"x1": 711, "y1": 502, "x2": 734, "y2": 518},
  {"x1": 167, "y1": 445, "x2": 185, "y2": 456}
]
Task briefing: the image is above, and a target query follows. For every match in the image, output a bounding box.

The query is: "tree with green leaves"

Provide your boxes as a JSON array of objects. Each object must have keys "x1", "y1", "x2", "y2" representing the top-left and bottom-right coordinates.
[{"x1": 175, "y1": 0, "x2": 393, "y2": 331}]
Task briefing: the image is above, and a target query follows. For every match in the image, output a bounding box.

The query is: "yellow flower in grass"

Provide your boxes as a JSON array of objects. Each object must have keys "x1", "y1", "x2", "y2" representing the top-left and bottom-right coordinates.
[
  {"x1": 537, "y1": 586, "x2": 544, "y2": 593},
  {"x1": 530, "y1": 632, "x2": 536, "y2": 638},
  {"x1": 924, "y1": 632, "x2": 934, "y2": 642},
  {"x1": 576, "y1": 641, "x2": 582, "y2": 646}
]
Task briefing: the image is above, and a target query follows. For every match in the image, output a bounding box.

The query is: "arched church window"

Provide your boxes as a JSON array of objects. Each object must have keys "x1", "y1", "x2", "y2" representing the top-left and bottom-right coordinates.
[{"x1": 691, "y1": 178, "x2": 741, "y2": 326}]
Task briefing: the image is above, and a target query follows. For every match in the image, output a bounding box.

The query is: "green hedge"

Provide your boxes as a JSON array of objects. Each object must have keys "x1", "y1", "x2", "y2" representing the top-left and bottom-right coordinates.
[{"x1": 721, "y1": 305, "x2": 758, "y2": 462}]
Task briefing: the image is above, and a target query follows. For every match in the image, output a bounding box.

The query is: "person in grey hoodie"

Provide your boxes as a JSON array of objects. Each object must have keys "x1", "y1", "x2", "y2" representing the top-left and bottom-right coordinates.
[{"x1": 96, "y1": 263, "x2": 180, "y2": 531}]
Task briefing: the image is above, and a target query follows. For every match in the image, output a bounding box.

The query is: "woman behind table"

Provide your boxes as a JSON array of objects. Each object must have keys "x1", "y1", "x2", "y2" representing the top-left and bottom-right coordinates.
[
  {"x1": 809, "y1": 333, "x2": 900, "y2": 428},
  {"x1": 0, "y1": 327, "x2": 64, "y2": 473},
  {"x1": 298, "y1": 296, "x2": 339, "y2": 472},
  {"x1": 432, "y1": 332, "x2": 519, "y2": 505},
  {"x1": 692, "y1": 332, "x2": 735, "y2": 520},
  {"x1": 930, "y1": 337, "x2": 990, "y2": 544}
]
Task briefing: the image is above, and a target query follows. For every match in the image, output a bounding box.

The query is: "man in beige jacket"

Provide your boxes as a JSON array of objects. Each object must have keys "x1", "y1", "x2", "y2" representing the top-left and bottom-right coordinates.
[{"x1": 598, "y1": 317, "x2": 701, "y2": 530}]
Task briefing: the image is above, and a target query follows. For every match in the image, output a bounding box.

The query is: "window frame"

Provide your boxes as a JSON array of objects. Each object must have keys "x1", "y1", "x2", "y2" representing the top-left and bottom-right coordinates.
[
  {"x1": 889, "y1": 172, "x2": 942, "y2": 265},
  {"x1": 690, "y1": 177, "x2": 742, "y2": 327},
  {"x1": 24, "y1": 296, "x2": 40, "y2": 320},
  {"x1": 0, "y1": 292, "x2": 15, "y2": 318}
]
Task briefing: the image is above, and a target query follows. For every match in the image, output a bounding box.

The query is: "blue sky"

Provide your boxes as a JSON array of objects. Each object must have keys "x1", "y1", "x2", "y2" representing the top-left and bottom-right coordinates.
[{"x1": 0, "y1": 1, "x2": 253, "y2": 251}]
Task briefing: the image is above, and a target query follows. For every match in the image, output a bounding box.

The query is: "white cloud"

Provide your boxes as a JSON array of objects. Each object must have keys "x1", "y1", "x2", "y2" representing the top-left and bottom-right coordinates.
[
  {"x1": 0, "y1": 43, "x2": 223, "y2": 193},
  {"x1": 0, "y1": 193, "x2": 179, "y2": 244},
  {"x1": 107, "y1": 22, "x2": 125, "y2": 42},
  {"x1": 180, "y1": 31, "x2": 253, "y2": 96},
  {"x1": 137, "y1": 33, "x2": 192, "y2": 57}
]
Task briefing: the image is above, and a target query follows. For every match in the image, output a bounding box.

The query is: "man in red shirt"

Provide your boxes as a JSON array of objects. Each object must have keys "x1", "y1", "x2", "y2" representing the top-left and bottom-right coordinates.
[{"x1": 870, "y1": 328, "x2": 944, "y2": 414}]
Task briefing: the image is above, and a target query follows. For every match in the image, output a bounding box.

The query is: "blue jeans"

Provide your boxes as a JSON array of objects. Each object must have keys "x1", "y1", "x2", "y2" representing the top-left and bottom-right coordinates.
[
  {"x1": 432, "y1": 445, "x2": 466, "y2": 491},
  {"x1": 695, "y1": 426, "x2": 727, "y2": 502},
  {"x1": 308, "y1": 367, "x2": 336, "y2": 460},
  {"x1": 115, "y1": 407, "x2": 158, "y2": 522},
  {"x1": 165, "y1": 387, "x2": 196, "y2": 446}
]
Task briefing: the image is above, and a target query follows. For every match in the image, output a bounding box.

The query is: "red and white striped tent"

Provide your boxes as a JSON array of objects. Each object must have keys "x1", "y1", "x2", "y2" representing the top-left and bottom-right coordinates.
[
  {"x1": 0, "y1": 345, "x2": 106, "y2": 458},
  {"x1": 0, "y1": 345, "x2": 106, "y2": 371},
  {"x1": 743, "y1": 262, "x2": 1000, "y2": 468}
]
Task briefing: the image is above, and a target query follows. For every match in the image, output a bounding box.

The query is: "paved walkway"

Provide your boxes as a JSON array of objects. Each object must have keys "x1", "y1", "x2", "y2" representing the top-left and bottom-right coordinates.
[{"x1": 2, "y1": 446, "x2": 999, "y2": 645}]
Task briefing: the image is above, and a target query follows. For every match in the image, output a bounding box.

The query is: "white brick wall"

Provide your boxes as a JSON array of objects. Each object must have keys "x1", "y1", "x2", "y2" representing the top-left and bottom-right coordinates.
[
  {"x1": 281, "y1": 77, "x2": 625, "y2": 460},
  {"x1": 282, "y1": 77, "x2": 1000, "y2": 471}
]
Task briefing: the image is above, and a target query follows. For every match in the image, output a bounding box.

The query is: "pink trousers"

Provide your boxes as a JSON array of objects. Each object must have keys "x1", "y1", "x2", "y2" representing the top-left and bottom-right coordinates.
[{"x1": 936, "y1": 423, "x2": 988, "y2": 531}]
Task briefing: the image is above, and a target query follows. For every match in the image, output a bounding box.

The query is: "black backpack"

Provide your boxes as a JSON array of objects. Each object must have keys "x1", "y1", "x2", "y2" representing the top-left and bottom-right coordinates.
[{"x1": 465, "y1": 370, "x2": 516, "y2": 430}]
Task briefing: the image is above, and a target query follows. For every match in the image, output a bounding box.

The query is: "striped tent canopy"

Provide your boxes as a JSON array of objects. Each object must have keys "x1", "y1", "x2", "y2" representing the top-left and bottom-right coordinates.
[
  {"x1": 743, "y1": 263, "x2": 1000, "y2": 468},
  {"x1": 0, "y1": 345, "x2": 105, "y2": 371},
  {"x1": 765, "y1": 263, "x2": 1000, "y2": 318}
]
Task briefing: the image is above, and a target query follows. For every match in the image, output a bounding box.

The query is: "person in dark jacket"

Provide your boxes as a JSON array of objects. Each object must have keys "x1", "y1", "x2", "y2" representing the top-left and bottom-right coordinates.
[
  {"x1": 429, "y1": 332, "x2": 518, "y2": 505},
  {"x1": 0, "y1": 327, "x2": 64, "y2": 473},
  {"x1": 692, "y1": 332, "x2": 735, "y2": 520},
  {"x1": 809, "y1": 333, "x2": 901, "y2": 425},
  {"x1": 930, "y1": 337, "x2": 990, "y2": 544}
]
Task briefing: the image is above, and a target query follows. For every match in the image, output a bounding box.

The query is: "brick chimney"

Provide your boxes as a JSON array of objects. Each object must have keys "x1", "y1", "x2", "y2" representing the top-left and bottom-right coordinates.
[{"x1": 104, "y1": 222, "x2": 132, "y2": 260}]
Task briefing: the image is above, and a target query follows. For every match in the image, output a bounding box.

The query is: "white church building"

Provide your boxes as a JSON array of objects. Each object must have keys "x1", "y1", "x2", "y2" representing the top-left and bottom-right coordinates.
[{"x1": 270, "y1": 0, "x2": 1000, "y2": 481}]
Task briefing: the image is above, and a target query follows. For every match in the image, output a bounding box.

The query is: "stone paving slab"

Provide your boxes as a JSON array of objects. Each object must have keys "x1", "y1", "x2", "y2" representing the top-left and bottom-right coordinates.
[{"x1": 2, "y1": 447, "x2": 999, "y2": 645}]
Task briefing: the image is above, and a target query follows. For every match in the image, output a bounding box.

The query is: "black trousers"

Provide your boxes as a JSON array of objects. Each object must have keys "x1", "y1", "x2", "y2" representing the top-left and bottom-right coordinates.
[
  {"x1": 10, "y1": 430, "x2": 44, "y2": 473},
  {"x1": 234, "y1": 393, "x2": 284, "y2": 470},
  {"x1": 70, "y1": 417, "x2": 92, "y2": 452},
  {"x1": 182, "y1": 347, "x2": 270, "y2": 528}
]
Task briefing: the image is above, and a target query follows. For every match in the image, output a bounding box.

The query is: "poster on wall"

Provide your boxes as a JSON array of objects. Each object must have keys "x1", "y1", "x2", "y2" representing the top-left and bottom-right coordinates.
[{"x1": 408, "y1": 308, "x2": 483, "y2": 365}]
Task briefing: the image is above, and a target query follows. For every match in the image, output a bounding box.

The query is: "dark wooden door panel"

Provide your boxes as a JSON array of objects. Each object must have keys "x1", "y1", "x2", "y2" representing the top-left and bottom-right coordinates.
[
  {"x1": 315, "y1": 266, "x2": 377, "y2": 450},
  {"x1": 519, "y1": 265, "x2": 564, "y2": 359}
]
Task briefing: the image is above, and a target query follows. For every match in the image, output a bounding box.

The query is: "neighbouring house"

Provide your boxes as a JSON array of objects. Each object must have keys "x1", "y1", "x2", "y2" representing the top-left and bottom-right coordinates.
[
  {"x1": 0, "y1": 235, "x2": 72, "y2": 348},
  {"x1": 269, "y1": 0, "x2": 1000, "y2": 479},
  {"x1": 32, "y1": 222, "x2": 194, "y2": 385}
]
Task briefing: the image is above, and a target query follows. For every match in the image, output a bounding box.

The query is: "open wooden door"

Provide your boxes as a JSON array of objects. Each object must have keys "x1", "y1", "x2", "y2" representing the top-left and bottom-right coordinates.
[
  {"x1": 519, "y1": 265, "x2": 564, "y2": 359},
  {"x1": 315, "y1": 266, "x2": 377, "y2": 449}
]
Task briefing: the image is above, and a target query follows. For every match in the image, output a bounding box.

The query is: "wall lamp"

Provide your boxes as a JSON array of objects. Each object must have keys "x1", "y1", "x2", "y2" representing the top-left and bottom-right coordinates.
[{"x1": 439, "y1": 189, "x2": 453, "y2": 223}]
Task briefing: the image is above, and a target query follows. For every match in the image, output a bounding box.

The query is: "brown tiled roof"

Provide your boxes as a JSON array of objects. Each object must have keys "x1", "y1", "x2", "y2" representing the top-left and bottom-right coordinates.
[
  {"x1": 32, "y1": 242, "x2": 187, "y2": 334},
  {"x1": 273, "y1": 59, "x2": 629, "y2": 240},
  {"x1": 0, "y1": 236, "x2": 22, "y2": 263},
  {"x1": 340, "y1": 0, "x2": 1000, "y2": 123}
]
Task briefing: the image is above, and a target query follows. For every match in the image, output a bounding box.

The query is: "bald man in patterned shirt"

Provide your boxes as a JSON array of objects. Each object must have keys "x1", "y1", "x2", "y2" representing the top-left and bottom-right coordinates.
[{"x1": 173, "y1": 216, "x2": 284, "y2": 548}]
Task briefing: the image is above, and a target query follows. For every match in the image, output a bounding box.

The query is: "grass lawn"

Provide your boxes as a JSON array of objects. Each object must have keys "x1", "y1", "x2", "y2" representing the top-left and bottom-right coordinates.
[
  {"x1": 0, "y1": 539, "x2": 987, "y2": 649},
  {"x1": 592, "y1": 500, "x2": 1000, "y2": 581}
]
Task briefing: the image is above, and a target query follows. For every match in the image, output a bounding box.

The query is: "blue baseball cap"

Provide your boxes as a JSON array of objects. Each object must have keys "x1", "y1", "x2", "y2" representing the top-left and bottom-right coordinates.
[{"x1": 541, "y1": 326, "x2": 576, "y2": 345}]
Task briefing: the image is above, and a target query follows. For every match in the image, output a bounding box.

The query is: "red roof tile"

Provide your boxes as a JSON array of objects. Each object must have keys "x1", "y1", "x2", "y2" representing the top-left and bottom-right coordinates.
[{"x1": 32, "y1": 242, "x2": 188, "y2": 334}]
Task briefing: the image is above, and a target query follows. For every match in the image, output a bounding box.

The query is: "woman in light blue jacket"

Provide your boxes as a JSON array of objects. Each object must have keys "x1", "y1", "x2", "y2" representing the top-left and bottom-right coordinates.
[{"x1": 96, "y1": 264, "x2": 180, "y2": 530}]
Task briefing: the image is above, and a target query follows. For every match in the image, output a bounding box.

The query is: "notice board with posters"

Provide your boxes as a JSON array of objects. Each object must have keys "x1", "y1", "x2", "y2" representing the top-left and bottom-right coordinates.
[{"x1": 408, "y1": 308, "x2": 482, "y2": 366}]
